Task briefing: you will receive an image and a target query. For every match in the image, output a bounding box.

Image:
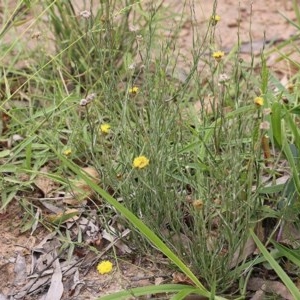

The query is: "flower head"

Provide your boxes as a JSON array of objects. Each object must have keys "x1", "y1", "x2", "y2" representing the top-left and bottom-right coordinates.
[
  {"x1": 192, "y1": 199, "x2": 204, "y2": 210},
  {"x1": 210, "y1": 15, "x2": 221, "y2": 25},
  {"x1": 79, "y1": 99, "x2": 88, "y2": 106},
  {"x1": 100, "y1": 123, "x2": 111, "y2": 134},
  {"x1": 259, "y1": 121, "x2": 270, "y2": 130},
  {"x1": 86, "y1": 93, "x2": 97, "y2": 102},
  {"x1": 218, "y1": 73, "x2": 229, "y2": 84},
  {"x1": 80, "y1": 10, "x2": 91, "y2": 19},
  {"x1": 97, "y1": 260, "x2": 113, "y2": 275},
  {"x1": 254, "y1": 96, "x2": 264, "y2": 106},
  {"x1": 133, "y1": 156, "x2": 149, "y2": 169},
  {"x1": 129, "y1": 86, "x2": 139, "y2": 94},
  {"x1": 63, "y1": 149, "x2": 72, "y2": 156},
  {"x1": 79, "y1": 93, "x2": 96, "y2": 106},
  {"x1": 128, "y1": 63, "x2": 136, "y2": 70},
  {"x1": 287, "y1": 83, "x2": 294, "y2": 94},
  {"x1": 212, "y1": 51, "x2": 225, "y2": 62}
]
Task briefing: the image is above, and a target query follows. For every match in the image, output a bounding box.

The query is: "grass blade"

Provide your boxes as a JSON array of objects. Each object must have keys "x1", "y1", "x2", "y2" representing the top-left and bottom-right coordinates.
[
  {"x1": 99, "y1": 284, "x2": 198, "y2": 300},
  {"x1": 250, "y1": 229, "x2": 300, "y2": 299}
]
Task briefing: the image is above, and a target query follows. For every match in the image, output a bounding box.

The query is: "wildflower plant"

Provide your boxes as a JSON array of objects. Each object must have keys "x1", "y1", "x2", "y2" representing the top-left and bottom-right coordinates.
[{"x1": 2, "y1": 0, "x2": 300, "y2": 299}]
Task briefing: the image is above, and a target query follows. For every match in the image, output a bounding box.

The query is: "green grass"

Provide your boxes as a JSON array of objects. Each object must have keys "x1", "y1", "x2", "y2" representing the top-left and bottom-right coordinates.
[{"x1": 1, "y1": 0, "x2": 300, "y2": 299}]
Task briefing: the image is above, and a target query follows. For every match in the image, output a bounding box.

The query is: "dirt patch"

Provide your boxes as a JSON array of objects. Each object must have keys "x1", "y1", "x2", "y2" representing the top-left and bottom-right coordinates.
[
  {"x1": 0, "y1": 203, "x2": 172, "y2": 299},
  {"x1": 171, "y1": 0, "x2": 297, "y2": 54},
  {"x1": 0, "y1": 203, "x2": 36, "y2": 296}
]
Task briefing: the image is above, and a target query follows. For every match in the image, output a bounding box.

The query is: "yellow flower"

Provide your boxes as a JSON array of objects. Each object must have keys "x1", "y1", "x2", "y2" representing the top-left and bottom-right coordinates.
[
  {"x1": 97, "y1": 260, "x2": 113, "y2": 275},
  {"x1": 129, "y1": 86, "x2": 139, "y2": 94},
  {"x1": 212, "y1": 51, "x2": 225, "y2": 62},
  {"x1": 210, "y1": 15, "x2": 221, "y2": 25},
  {"x1": 63, "y1": 149, "x2": 72, "y2": 156},
  {"x1": 133, "y1": 156, "x2": 149, "y2": 169},
  {"x1": 254, "y1": 97, "x2": 264, "y2": 106},
  {"x1": 100, "y1": 123, "x2": 111, "y2": 134}
]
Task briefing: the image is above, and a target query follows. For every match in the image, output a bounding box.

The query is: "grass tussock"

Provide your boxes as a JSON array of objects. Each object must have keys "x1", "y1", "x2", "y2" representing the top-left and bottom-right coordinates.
[{"x1": 1, "y1": 0, "x2": 300, "y2": 299}]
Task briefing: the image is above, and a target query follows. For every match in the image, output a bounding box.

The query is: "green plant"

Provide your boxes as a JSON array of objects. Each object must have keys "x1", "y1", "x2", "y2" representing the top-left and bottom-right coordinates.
[{"x1": 1, "y1": 0, "x2": 300, "y2": 299}]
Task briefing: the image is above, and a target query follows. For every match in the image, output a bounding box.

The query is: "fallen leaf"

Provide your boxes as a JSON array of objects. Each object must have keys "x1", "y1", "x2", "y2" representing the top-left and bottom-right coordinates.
[
  {"x1": 172, "y1": 271, "x2": 194, "y2": 286},
  {"x1": 45, "y1": 250, "x2": 63, "y2": 300},
  {"x1": 102, "y1": 227, "x2": 132, "y2": 254},
  {"x1": 34, "y1": 166, "x2": 57, "y2": 197},
  {"x1": 63, "y1": 166, "x2": 100, "y2": 204},
  {"x1": 45, "y1": 209, "x2": 80, "y2": 225},
  {"x1": 279, "y1": 222, "x2": 300, "y2": 248},
  {"x1": 0, "y1": 293, "x2": 8, "y2": 300},
  {"x1": 250, "y1": 287, "x2": 265, "y2": 300},
  {"x1": 230, "y1": 237, "x2": 256, "y2": 268},
  {"x1": 39, "y1": 201, "x2": 63, "y2": 214},
  {"x1": 14, "y1": 276, "x2": 49, "y2": 299},
  {"x1": 154, "y1": 277, "x2": 165, "y2": 285},
  {"x1": 248, "y1": 278, "x2": 293, "y2": 300},
  {"x1": 68, "y1": 269, "x2": 85, "y2": 297},
  {"x1": 14, "y1": 253, "x2": 27, "y2": 286}
]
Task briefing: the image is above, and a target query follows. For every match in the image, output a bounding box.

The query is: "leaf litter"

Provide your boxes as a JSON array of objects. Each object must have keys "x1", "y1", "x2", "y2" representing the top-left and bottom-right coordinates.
[{"x1": 1, "y1": 166, "x2": 147, "y2": 299}]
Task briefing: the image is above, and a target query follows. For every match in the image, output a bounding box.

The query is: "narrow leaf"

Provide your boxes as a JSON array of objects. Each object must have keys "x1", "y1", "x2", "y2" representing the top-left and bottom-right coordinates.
[{"x1": 250, "y1": 229, "x2": 300, "y2": 299}]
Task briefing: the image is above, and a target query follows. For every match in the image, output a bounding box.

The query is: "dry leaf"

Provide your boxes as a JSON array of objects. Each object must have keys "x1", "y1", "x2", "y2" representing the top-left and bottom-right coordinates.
[
  {"x1": 78, "y1": 216, "x2": 99, "y2": 237},
  {"x1": 68, "y1": 269, "x2": 85, "y2": 298},
  {"x1": 102, "y1": 227, "x2": 132, "y2": 254},
  {"x1": 39, "y1": 201, "x2": 64, "y2": 214},
  {"x1": 45, "y1": 250, "x2": 63, "y2": 300},
  {"x1": 14, "y1": 253, "x2": 27, "y2": 286},
  {"x1": 206, "y1": 230, "x2": 219, "y2": 252},
  {"x1": 230, "y1": 237, "x2": 256, "y2": 268},
  {"x1": 63, "y1": 166, "x2": 100, "y2": 204},
  {"x1": 154, "y1": 277, "x2": 165, "y2": 285},
  {"x1": 279, "y1": 221, "x2": 300, "y2": 248},
  {"x1": 248, "y1": 278, "x2": 293, "y2": 300},
  {"x1": 14, "y1": 276, "x2": 50, "y2": 299},
  {"x1": 250, "y1": 287, "x2": 265, "y2": 300},
  {"x1": 172, "y1": 271, "x2": 194, "y2": 286},
  {"x1": 34, "y1": 166, "x2": 57, "y2": 197},
  {"x1": 0, "y1": 293, "x2": 8, "y2": 300},
  {"x1": 45, "y1": 209, "x2": 79, "y2": 225}
]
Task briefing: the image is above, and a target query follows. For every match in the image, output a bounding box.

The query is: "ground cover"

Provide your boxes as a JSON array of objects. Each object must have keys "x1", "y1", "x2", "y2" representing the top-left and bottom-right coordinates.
[{"x1": 1, "y1": 1, "x2": 300, "y2": 299}]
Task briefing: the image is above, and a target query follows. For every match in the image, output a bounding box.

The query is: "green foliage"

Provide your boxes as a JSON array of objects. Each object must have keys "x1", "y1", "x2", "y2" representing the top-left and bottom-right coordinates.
[
  {"x1": 251, "y1": 229, "x2": 300, "y2": 299},
  {"x1": 1, "y1": 0, "x2": 300, "y2": 299}
]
